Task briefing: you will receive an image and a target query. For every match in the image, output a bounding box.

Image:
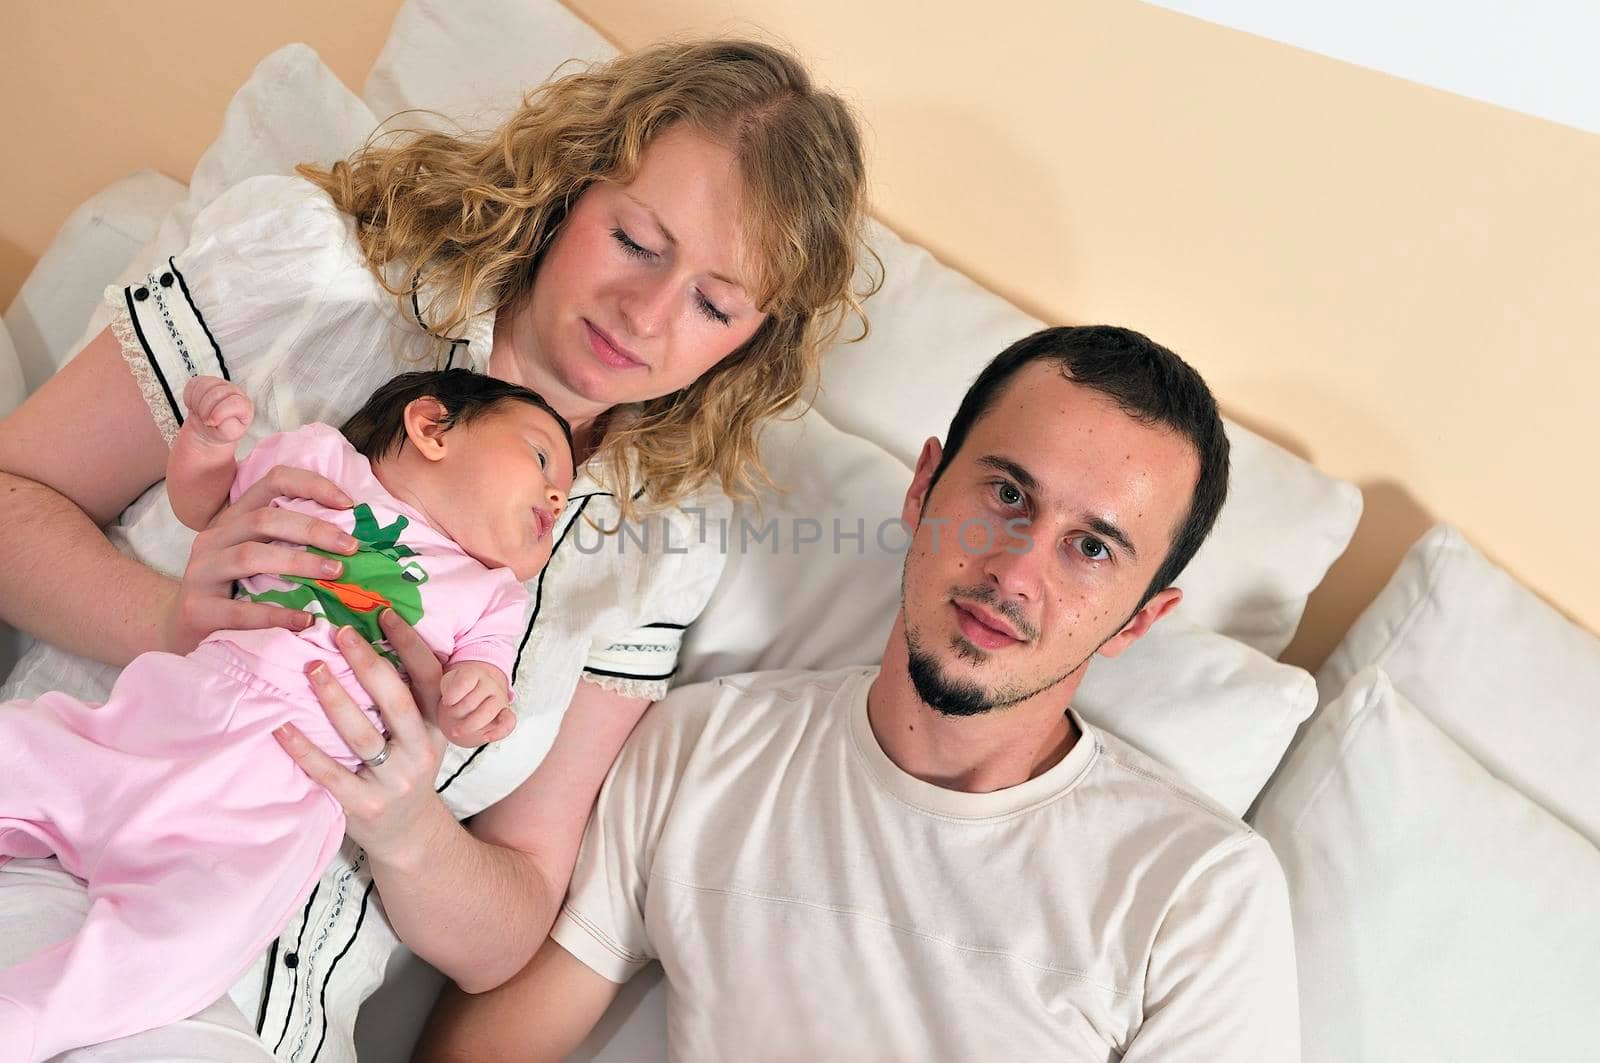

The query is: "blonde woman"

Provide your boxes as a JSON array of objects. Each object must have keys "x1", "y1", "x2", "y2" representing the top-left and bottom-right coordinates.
[{"x1": 0, "y1": 39, "x2": 870, "y2": 1062}]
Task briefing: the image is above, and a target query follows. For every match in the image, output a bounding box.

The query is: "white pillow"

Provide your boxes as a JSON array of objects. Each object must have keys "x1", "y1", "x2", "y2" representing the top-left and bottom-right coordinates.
[
  {"x1": 3, "y1": 170, "x2": 186, "y2": 388},
  {"x1": 364, "y1": 0, "x2": 617, "y2": 130},
  {"x1": 818, "y1": 220, "x2": 1362, "y2": 656},
  {"x1": 1317, "y1": 525, "x2": 1600, "y2": 847},
  {"x1": 1253, "y1": 666, "x2": 1600, "y2": 1063},
  {"x1": 0, "y1": 315, "x2": 22, "y2": 419},
  {"x1": 680, "y1": 405, "x2": 1316, "y2": 816},
  {"x1": 677, "y1": 408, "x2": 910, "y2": 685}
]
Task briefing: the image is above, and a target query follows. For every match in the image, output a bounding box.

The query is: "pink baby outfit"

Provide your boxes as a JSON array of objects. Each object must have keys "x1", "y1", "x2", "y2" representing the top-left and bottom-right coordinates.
[{"x1": 0, "y1": 423, "x2": 527, "y2": 1062}]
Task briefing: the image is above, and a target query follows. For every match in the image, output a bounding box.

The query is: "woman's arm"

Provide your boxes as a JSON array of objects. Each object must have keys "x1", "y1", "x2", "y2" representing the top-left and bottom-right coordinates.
[
  {"x1": 0, "y1": 327, "x2": 359, "y2": 663},
  {"x1": 279, "y1": 611, "x2": 652, "y2": 992},
  {"x1": 0, "y1": 327, "x2": 186, "y2": 662},
  {"x1": 415, "y1": 938, "x2": 623, "y2": 1063}
]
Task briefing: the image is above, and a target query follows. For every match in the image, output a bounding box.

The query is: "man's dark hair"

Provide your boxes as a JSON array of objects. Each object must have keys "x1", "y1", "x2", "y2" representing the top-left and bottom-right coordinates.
[
  {"x1": 930, "y1": 325, "x2": 1229, "y2": 610},
  {"x1": 341, "y1": 369, "x2": 574, "y2": 466}
]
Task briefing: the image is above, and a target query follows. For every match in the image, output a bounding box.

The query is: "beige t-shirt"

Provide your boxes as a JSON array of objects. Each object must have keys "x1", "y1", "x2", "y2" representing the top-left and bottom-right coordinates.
[{"x1": 552, "y1": 667, "x2": 1300, "y2": 1062}]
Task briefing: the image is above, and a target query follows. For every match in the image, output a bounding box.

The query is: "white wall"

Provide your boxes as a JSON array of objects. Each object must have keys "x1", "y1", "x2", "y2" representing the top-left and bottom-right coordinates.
[{"x1": 1144, "y1": 0, "x2": 1600, "y2": 135}]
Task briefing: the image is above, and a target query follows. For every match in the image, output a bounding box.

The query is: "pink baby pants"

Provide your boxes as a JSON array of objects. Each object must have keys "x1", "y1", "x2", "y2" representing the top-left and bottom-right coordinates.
[{"x1": 0, "y1": 643, "x2": 358, "y2": 1063}]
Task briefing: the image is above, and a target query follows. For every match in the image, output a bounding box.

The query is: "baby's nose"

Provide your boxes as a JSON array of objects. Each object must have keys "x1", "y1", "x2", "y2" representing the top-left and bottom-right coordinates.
[{"x1": 548, "y1": 485, "x2": 568, "y2": 516}]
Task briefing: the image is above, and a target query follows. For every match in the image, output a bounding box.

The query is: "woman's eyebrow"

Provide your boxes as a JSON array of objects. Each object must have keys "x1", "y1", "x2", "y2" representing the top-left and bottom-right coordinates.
[{"x1": 622, "y1": 192, "x2": 747, "y2": 292}]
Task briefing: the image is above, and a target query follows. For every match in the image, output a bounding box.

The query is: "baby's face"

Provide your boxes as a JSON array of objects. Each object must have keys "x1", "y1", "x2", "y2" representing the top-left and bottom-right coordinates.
[{"x1": 432, "y1": 402, "x2": 575, "y2": 582}]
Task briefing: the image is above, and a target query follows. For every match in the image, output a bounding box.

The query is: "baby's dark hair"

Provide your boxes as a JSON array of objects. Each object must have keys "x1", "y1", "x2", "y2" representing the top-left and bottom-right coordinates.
[{"x1": 341, "y1": 369, "x2": 574, "y2": 464}]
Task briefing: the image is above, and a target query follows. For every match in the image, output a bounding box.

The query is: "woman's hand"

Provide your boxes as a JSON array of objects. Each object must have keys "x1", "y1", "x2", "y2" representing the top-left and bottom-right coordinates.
[
  {"x1": 161, "y1": 465, "x2": 359, "y2": 653},
  {"x1": 273, "y1": 610, "x2": 455, "y2": 864}
]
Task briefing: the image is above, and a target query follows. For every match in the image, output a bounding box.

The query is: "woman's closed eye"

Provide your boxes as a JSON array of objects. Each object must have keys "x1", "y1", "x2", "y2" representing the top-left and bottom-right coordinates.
[
  {"x1": 695, "y1": 292, "x2": 731, "y2": 326},
  {"x1": 611, "y1": 227, "x2": 732, "y2": 326},
  {"x1": 611, "y1": 227, "x2": 655, "y2": 260}
]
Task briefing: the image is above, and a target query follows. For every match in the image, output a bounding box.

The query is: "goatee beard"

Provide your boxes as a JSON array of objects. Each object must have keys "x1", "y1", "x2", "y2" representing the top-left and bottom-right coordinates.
[{"x1": 906, "y1": 639, "x2": 998, "y2": 718}]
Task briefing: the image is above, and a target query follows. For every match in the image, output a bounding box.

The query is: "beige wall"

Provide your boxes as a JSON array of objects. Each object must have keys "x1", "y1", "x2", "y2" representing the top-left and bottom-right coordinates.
[{"x1": 3, "y1": 0, "x2": 1596, "y2": 667}]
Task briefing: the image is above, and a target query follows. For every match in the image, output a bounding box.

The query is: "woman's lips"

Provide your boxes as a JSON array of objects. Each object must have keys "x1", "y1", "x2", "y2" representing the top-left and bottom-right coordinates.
[
  {"x1": 953, "y1": 602, "x2": 1022, "y2": 650},
  {"x1": 584, "y1": 320, "x2": 646, "y2": 370}
]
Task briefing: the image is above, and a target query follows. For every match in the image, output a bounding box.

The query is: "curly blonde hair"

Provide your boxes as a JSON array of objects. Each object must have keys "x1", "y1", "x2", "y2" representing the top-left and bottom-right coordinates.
[{"x1": 299, "y1": 38, "x2": 876, "y2": 512}]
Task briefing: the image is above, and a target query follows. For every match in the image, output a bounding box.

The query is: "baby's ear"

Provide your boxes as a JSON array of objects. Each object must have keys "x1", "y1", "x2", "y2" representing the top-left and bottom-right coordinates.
[{"x1": 402, "y1": 397, "x2": 451, "y2": 462}]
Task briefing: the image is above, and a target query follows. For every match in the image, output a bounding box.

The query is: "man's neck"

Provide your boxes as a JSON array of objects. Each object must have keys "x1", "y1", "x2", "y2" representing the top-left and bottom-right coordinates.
[{"x1": 866, "y1": 620, "x2": 1083, "y2": 794}]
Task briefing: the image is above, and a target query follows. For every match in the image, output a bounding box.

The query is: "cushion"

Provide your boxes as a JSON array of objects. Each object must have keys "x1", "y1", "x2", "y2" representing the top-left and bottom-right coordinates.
[
  {"x1": 0, "y1": 315, "x2": 22, "y2": 419},
  {"x1": 1316, "y1": 524, "x2": 1600, "y2": 847},
  {"x1": 3, "y1": 169, "x2": 186, "y2": 389},
  {"x1": 680, "y1": 404, "x2": 1317, "y2": 817},
  {"x1": 364, "y1": 0, "x2": 617, "y2": 131},
  {"x1": 1253, "y1": 666, "x2": 1600, "y2": 1063},
  {"x1": 0, "y1": 319, "x2": 23, "y2": 683}
]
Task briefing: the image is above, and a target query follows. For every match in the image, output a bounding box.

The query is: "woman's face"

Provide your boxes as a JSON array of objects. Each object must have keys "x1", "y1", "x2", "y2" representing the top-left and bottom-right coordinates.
[{"x1": 517, "y1": 125, "x2": 768, "y2": 422}]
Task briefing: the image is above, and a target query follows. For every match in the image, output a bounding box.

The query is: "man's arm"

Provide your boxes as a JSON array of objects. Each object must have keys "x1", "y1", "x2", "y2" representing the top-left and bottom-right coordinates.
[
  {"x1": 1121, "y1": 834, "x2": 1301, "y2": 1061},
  {"x1": 413, "y1": 938, "x2": 623, "y2": 1063}
]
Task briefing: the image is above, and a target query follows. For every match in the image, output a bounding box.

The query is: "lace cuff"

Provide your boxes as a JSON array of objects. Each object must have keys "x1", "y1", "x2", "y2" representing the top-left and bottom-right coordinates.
[{"x1": 103, "y1": 260, "x2": 231, "y2": 446}]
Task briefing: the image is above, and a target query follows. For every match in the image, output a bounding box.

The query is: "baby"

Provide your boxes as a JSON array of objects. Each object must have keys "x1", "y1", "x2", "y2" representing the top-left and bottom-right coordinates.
[{"x1": 0, "y1": 369, "x2": 573, "y2": 1062}]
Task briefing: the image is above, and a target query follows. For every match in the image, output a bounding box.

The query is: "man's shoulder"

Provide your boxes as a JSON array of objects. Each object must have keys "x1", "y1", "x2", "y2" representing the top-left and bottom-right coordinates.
[
  {"x1": 663, "y1": 664, "x2": 870, "y2": 713},
  {"x1": 644, "y1": 666, "x2": 872, "y2": 742},
  {"x1": 1080, "y1": 719, "x2": 1261, "y2": 851}
]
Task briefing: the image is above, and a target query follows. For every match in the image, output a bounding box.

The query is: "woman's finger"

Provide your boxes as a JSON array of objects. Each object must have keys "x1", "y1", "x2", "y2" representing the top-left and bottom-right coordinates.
[
  {"x1": 184, "y1": 597, "x2": 315, "y2": 635},
  {"x1": 207, "y1": 506, "x2": 358, "y2": 557},
  {"x1": 190, "y1": 540, "x2": 348, "y2": 587},
  {"x1": 232, "y1": 464, "x2": 354, "y2": 514},
  {"x1": 305, "y1": 656, "x2": 390, "y2": 760},
  {"x1": 380, "y1": 609, "x2": 445, "y2": 722},
  {"x1": 273, "y1": 722, "x2": 370, "y2": 808},
  {"x1": 330, "y1": 625, "x2": 431, "y2": 748}
]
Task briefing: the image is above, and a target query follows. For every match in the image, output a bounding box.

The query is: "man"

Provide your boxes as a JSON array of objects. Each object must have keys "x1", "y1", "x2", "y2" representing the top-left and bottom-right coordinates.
[{"x1": 418, "y1": 326, "x2": 1300, "y2": 1061}]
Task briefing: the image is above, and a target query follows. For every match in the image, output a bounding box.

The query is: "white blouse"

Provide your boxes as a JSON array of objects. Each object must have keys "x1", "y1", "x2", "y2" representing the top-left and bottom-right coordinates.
[{"x1": 1, "y1": 174, "x2": 730, "y2": 1062}]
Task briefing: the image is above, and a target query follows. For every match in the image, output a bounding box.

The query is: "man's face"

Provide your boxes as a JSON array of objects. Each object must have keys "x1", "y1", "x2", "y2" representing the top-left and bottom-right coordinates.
[{"x1": 897, "y1": 361, "x2": 1200, "y2": 717}]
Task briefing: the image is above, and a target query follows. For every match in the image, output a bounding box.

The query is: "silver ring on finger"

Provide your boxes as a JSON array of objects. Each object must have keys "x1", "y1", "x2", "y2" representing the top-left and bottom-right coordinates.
[{"x1": 362, "y1": 741, "x2": 391, "y2": 769}]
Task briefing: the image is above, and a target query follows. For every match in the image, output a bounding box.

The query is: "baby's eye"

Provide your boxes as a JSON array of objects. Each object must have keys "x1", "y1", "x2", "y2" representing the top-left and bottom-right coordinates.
[{"x1": 536, "y1": 450, "x2": 548, "y2": 470}]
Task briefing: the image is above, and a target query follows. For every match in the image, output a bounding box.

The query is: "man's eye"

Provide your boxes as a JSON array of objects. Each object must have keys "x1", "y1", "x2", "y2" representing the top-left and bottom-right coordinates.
[
  {"x1": 1077, "y1": 536, "x2": 1109, "y2": 561},
  {"x1": 995, "y1": 482, "x2": 1023, "y2": 507}
]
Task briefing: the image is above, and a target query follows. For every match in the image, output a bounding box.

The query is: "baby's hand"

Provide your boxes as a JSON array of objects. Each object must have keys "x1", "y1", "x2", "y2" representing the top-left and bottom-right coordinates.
[
  {"x1": 182, "y1": 376, "x2": 254, "y2": 447},
  {"x1": 438, "y1": 661, "x2": 515, "y2": 747}
]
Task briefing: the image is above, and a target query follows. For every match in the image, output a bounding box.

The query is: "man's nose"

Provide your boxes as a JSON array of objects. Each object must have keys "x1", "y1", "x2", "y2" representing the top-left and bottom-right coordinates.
[{"x1": 980, "y1": 519, "x2": 1045, "y2": 604}]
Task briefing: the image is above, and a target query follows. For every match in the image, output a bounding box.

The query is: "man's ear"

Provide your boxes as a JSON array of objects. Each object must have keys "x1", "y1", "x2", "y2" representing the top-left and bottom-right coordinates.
[
  {"x1": 402, "y1": 397, "x2": 451, "y2": 463},
  {"x1": 901, "y1": 437, "x2": 944, "y2": 527},
  {"x1": 1097, "y1": 587, "x2": 1183, "y2": 660}
]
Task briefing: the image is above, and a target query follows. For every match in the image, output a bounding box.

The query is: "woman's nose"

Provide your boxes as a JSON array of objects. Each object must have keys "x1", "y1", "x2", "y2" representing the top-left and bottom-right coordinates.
[{"x1": 617, "y1": 272, "x2": 676, "y2": 339}]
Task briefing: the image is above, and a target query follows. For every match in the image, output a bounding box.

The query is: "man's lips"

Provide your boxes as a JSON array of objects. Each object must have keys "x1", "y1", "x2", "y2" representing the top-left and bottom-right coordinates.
[
  {"x1": 952, "y1": 601, "x2": 1024, "y2": 649},
  {"x1": 584, "y1": 320, "x2": 646, "y2": 370}
]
